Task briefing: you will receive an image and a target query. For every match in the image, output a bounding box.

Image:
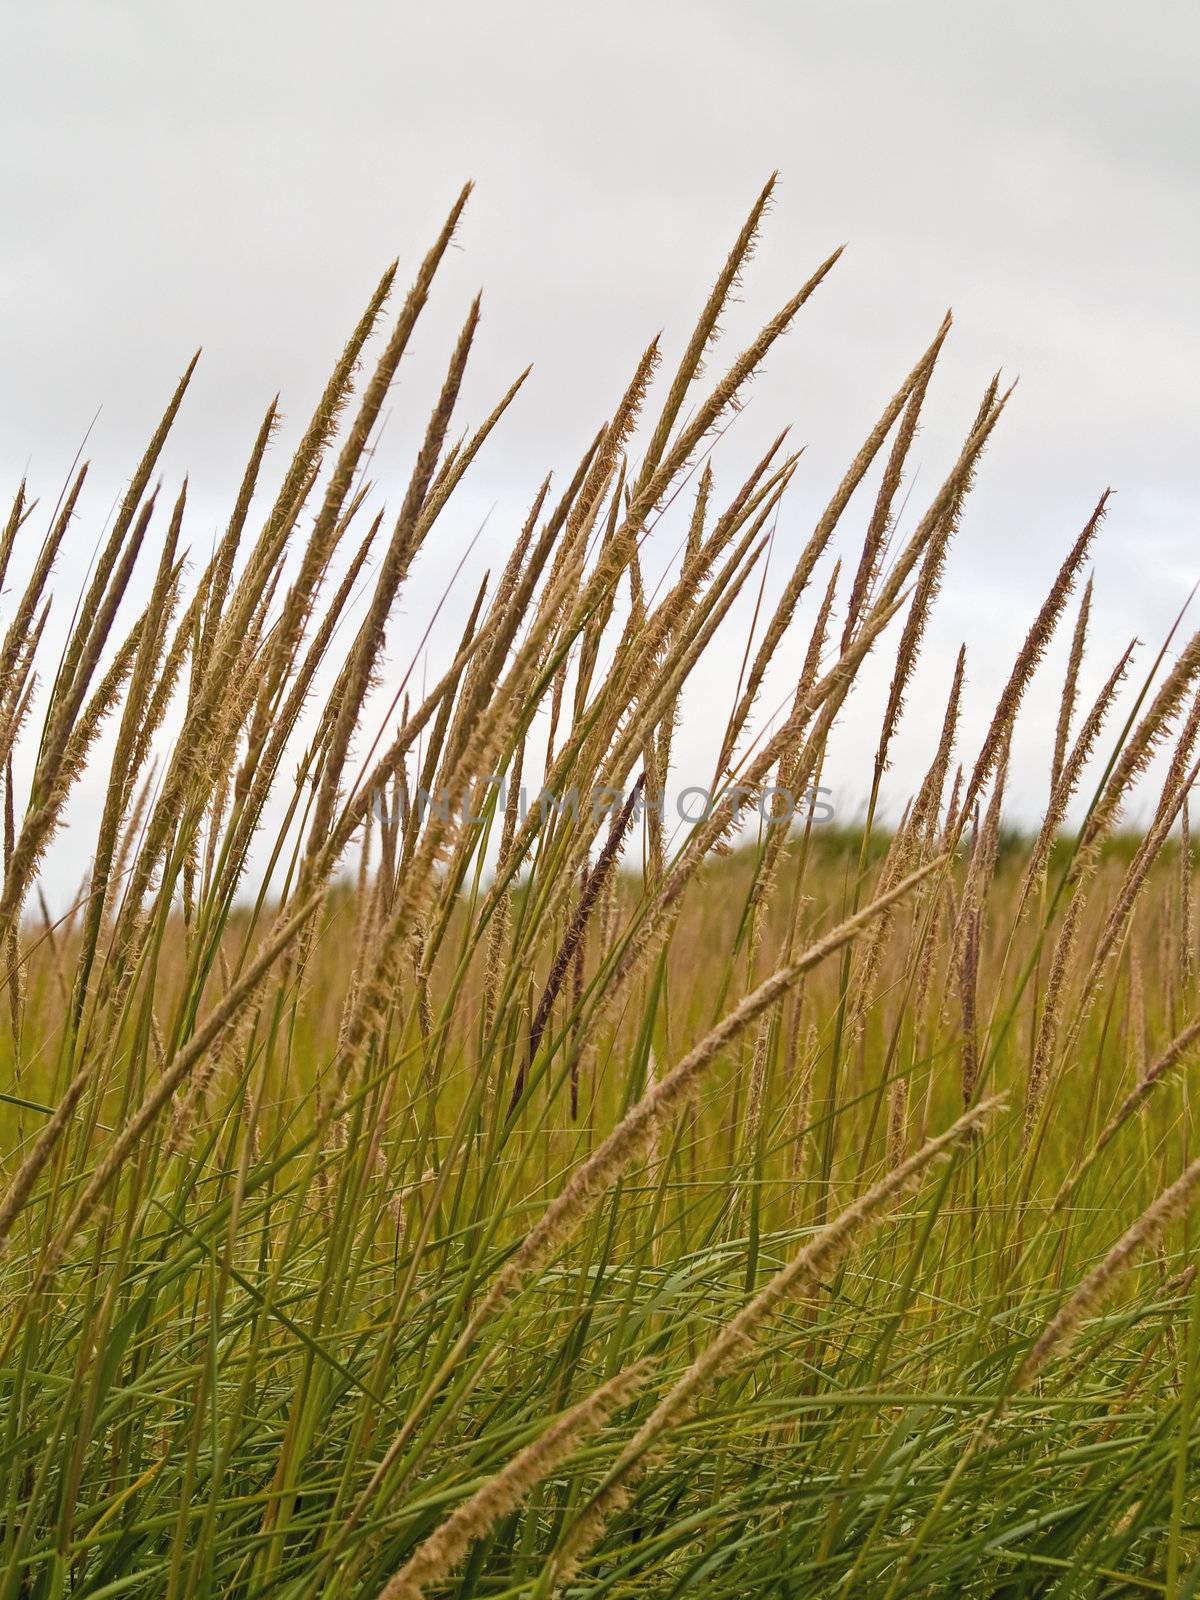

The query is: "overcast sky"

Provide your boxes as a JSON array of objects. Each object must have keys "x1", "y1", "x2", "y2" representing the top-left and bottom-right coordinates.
[{"x1": 2, "y1": 2, "x2": 1198, "y2": 893}]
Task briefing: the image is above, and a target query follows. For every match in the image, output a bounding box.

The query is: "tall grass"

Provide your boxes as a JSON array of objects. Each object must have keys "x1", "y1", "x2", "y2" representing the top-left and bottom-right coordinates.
[{"x1": 3, "y1": 179, "x2": 1200, "y2": 1596}]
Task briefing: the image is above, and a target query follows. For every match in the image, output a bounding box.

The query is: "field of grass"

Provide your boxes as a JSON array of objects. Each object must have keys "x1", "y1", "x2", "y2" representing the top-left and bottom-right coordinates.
[{"x1": 3, "y1": 180, "x2": 1200, "y2": 1597}]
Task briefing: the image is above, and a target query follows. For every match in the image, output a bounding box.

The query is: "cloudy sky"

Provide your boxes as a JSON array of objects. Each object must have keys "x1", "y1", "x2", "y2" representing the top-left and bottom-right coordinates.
[{"x1": 2, "y1": 2, "x2": 1198, "y2": 890}]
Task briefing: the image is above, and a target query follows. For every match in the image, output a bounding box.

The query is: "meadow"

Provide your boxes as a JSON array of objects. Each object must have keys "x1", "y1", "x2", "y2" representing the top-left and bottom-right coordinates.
[{"x1": 2, "y1": 179, "x2": 1200, "y2": 1596}]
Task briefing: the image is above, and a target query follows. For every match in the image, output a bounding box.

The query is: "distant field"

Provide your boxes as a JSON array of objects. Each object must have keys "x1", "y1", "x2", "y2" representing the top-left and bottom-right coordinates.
[{"x1": 3, "y1": 182, "x2": 1200, "y2": 1598}]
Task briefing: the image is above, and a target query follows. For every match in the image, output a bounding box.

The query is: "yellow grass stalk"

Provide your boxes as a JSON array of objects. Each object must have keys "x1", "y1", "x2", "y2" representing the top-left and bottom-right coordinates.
[
  {"x1": 716, "y1": 315, "x2": 952, "y2": 776},
  {"x1": 958, "y1": 490, "x2": 1109, "y2": 829},
  {"x1": 1053, "y1": 1011, "x2": 1200, "y2": 1212},
  {"x1": 310, "y1": 296, "x2": 483, "y2": 850},
  {"x1": 481, "y1": 863, "x2": 945, "y2": 1328},
  {"x1": 1051, "y1": 573, "x2": 1093, "y2": 793},
  {"x1": 1014, "y1": 638, "x2": 1135, "y2": 918},
  {"x1": 547, "y1": 1095, "x2": 1005, "y2": 1590},
  {"x1": 841, "y1": 329, "x2": 945, "y2": 648},
  {"x1": 374, "y1": 1363, "x2": 648, "y2": 1600},
  {"x1": 635, "y1": 173, "x2": 778, "y2": 488},
  {"x1": 1019, "y1": 1153, "x2": 1200, "y2": 1388},
  {"x1": 1082, "y1": 625, "x2": 1200, "y2": 855},
  {"x1": 1023, "y1": 891, "x2": 1083, "y2": 1137},
  {"x1": 874, "y1": 378, "x2": 998, "y2": 784}
]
